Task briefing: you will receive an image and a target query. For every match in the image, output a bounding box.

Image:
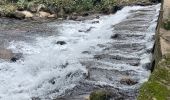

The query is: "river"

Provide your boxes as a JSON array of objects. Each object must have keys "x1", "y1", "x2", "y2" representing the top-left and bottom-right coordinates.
[{"x1": 0, "y1": 4, "x2": 160, "y2": 100}]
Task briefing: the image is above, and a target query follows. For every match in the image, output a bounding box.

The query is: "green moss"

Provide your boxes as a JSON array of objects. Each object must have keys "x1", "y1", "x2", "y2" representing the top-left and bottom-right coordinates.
[
  {"x1": 90, "y1": 90, "x2": 111, "y2": 100},
  {"x1": 138, "y1": 59, "x2": 170, "y2": 100}
]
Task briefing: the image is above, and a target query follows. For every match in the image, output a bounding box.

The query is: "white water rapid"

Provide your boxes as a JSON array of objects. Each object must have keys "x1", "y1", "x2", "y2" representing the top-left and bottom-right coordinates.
[{"x1": 0, "y1": 4, "x2": 160, "y2": 100}]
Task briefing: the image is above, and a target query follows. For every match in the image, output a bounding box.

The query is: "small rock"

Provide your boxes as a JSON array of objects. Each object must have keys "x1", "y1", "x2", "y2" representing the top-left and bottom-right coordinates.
[
  {"x1": 96, "y1": 16, "x2": 100, "y2": 19},
  {"x1": 92, "y1": 21, "x2": 99, "y2": 24},
  {"x1": 82, "y1": 51, "x2": 91, "y2": 54},
  {"x1": 111, "y1": 34, "x2": 119, "y2": 39},
  {"x1": 32, "y1": 97, "x2": 41, "y2": 100},
  {"x1": 69, "y1": 15, "x2": 78, "y2": 20},
  {"x1": 49, "y1": 77, "x2": 56, "y2": 85},
  {"x1": 120, "y1": 77, "x2": 138, "y2": 85},
  {"x1": 56, "y1": 41, "x2": 66, "y2": 45},
  {"x1": 78, "y1": 27, "x2": 94, "y2": 33},
  {"x1": 10, "y1": 53, "x2": 23, "y2": 62},
  {"x1": 82, "y1": 12, "x2": 89, "y2": 17}
]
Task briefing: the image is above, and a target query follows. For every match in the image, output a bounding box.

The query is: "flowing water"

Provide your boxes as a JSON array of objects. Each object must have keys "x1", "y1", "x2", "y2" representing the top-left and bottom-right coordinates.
[{"x1": 0, "y1": 4, "x2": 160, "y2": 100}]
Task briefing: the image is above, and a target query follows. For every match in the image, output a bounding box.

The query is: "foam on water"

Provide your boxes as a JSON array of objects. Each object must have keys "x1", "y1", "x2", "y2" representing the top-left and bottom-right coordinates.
[{"x1": 0, "y1": 4, "x2": 160, "y2": 100}]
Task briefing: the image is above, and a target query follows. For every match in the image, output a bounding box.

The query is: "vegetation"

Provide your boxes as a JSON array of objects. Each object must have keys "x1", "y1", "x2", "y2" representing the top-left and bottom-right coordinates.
[
  {"x1": 0, "y1": 0, "x2": 152, "y2": 18},
  {"x1": 90, "y1": 90, "x2": 111, "y2": 100},
  {"x1": 138, "y1": 57, "x2": 170, "y2": 100},
  {"x1": 0, "y1": 0, "x2": 116, "y2": 14}
]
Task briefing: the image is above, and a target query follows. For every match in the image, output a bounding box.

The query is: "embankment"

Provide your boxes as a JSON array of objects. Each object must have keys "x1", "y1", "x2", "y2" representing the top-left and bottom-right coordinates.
[{"x1": 138, "y1": 0, "x2": 170, "y2": 99}]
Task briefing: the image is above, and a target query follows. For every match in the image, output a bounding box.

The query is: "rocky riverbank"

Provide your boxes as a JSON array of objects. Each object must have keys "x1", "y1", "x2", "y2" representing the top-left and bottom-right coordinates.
[{"x1": 0, "y1": 0, "x2": 160, "y2": 20}]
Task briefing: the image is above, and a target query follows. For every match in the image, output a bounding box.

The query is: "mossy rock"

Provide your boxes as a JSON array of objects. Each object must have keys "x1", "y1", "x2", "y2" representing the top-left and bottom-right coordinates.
[{"x1": 90, "y1": 90, "x2": 111, "y2": 100}]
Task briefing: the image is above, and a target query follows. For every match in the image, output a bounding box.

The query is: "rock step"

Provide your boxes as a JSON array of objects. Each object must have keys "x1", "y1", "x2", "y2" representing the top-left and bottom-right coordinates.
[
  {"x1": 103, "y1": 43, "x2": 145, "y2": 53},
  {"x1": 93, "y1": 54, "x2": 140, "y2": 66},
  {"x1": 114, "y1": 25, "x2": 148, "y2": 32},
  {"x1": 87, "y1": 68, "x2": 138, "y2": 85},
  {"x1": 111, "y1": 33, "x2": 145, "y2": 40}
]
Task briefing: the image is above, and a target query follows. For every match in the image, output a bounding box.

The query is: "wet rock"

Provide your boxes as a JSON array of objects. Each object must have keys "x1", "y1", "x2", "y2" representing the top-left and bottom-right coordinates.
[
  {"x1": 56, "y1": 41, "x2": 66, "y2": 45},
  {"x1": 79, "y1": 27, "x2": 94, "y2": 33},
  {"x1": 111, "y1": 34, "x2": 119, "y2": 39},
  {"x1": 97, "y1": 44, "x2": 105, "y2": 48},
  {"x1": 60, "y1": 62, "x2": 69, "y2": 68},
  {"x1": 49, "y1": 77, "x2": 56, "y2": 85},
  {"x1": 69, "y1": 15, "x2": 78, "y2": 20},
  {"x1": 90, "y1": 90, "x2": 111, "y2": 100},
  {"x1": 142, "y1": 62, "x2": 152, "y2": 70},
  {"x1": 82, "y1": 51, "x2": 91, "y2": 54},
  {"x1": 92, "y1": 21, "x2": 99, "y2": 24},
  {"x1": 96, "y1": 16, "x2": 100, "y2": 19},
  {"x1": 120, "y1": 77, "x2": 138, "y2": 85},
  {"x1": 10, "y1": 53, "x2": 23, "y2": 62},
  {"x1": 32, "y1": 97, "x2": 41, "y2": 100},
  {"x1": 129, "y1": 61, "x2": 140, "y2": 66},
  {"x1": 82, "y1": 12, "x2": 89, "y2": 17}
]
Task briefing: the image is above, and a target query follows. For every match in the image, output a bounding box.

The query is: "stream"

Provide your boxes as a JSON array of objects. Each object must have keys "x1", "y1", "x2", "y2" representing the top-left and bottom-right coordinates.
[{"x1": 0, "y1": 4, "x2": 160, "y2": 100}]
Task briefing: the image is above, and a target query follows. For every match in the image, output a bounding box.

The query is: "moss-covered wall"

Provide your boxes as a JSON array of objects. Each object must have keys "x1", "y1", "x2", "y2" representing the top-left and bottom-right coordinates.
[{"x1": 138, "y1": 0, "x2": 170, "y2": 99}]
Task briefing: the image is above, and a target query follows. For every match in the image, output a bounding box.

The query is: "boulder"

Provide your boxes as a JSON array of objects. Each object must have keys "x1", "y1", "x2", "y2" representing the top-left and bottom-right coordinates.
[
  {"x1": 38, "y1": 11, "x2": 51, "y2": 18},
  {"x1": 48, "y1": 14, "x2": 57, "y2": 18},
  {"x1": 20, "y1": 11, "x2": 34, "y2": 18},
  {"x1": 14, "y1": 11, "x2": 25, "y2": 19},
  {"x1": 0, "y1": 48, "x2": 13, "y2": 60}
]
